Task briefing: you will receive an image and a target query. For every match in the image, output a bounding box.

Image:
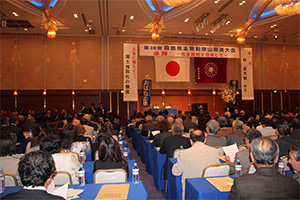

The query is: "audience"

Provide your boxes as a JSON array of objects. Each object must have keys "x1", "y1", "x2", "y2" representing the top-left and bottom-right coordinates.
[
  {"x1": 276, "y1": 120, "x2": 297, "y2": 157},
  {"x1": 216, "y1": 116, "x2": 232, "y2": 137},
  {"x1": 257, "y1": 118, "x2": 276, "y2": 137},
  {"x1": 40, "y1": 134, "x2": 80, "y2": 184},
  {"x1": 172, "y1": 130, "x2": 220, "y2": 199},
  {"x1": 151, "y1": 120, "x2": 172, "y2": 148},
  {"x1": 2, "y1": 151, "x2": 64, "y2": 199},
  {"x1": 205, "y1": 119, "x2": 227, "y2": 147},
  {"x1": 182, "y1": 114, "x2": 197, "y2": 133},
  {"x1": 228, "y1": 137, "x2": 299, "y2": 199},
  {"x1": 226, "y1": 120, "x2": 245, "y2": 147},
  {"x1": 289, "y1": 141, "x2": 300, "y2": 184},
  {"x1": 93, "y1": 135, "x2": 128, "y2": 176}
]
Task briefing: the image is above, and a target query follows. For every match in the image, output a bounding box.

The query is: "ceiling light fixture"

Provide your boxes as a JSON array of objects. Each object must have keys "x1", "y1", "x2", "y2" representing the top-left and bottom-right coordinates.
[
  {"x1": 150, "y1": 14, "x2": 162, "y2": 41},
  {"x1": 184, "y1": 18, "x2": 189, "y2": 22},
  {"x1": 122, "y1": 29, "x2": 126, "y2": 32},
  {"x1": 273, "y1": 29, "x2": 279, "y2": 39},
  {"x1": 193, "y1": 13, "x2": 210, "y2": 33},
  {"x1": 130, "y1": 15, "x2": 134, "y2": 20},
  {"x1": 162, "y1": 0, "x2": 194, "y2": 7},
  {"x1": 12, "y1": 12, "x2": 19, "y2": 17},
  {"x1": 210, "y1": 14, "x2": 228, "y2": 33},
  {"x1": 275, "y1": 1, "x2": 300, "y2": 15},
  {"x1": 179, "y1": 31, "x2": 182, "y2": 34},
  {"x1": 43, "y1": 9, "x2": 57, "y2": 39},
  {"x1": 24, "y1": 28, "x2": 28, "y2": 31},
  {"x1": 74, "y1": 14, "x2": 78, "y2": 18}
]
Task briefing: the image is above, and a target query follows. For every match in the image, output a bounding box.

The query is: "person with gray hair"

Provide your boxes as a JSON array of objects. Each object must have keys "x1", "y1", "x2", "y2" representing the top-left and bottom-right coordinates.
[
  {"x1": 217, "y1": 116, "x2": 232, "y2": 137},
  {"x1": 205, "y1": 119, "x2": 226, "y2": 147},
  {"x1": 226, "y1": 120, "x2": 245, "y2": 147},
  {"x1": 289, "y1": 141, "x2": 300, "y2": 184},
  {"x1": 228, "y1": 137, "x2": 299, "y2": 200},
  {"x1": 160, "y1": 122, "x2": 191, "y2": 180},
  {"x1": 141, "y1": 115, "x2": 158, "y2": 137}
]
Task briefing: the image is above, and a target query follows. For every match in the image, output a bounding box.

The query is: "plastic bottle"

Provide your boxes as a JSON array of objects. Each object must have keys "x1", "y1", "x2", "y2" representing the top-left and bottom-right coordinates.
[
  {"x1": 78, "y1": 164, "x2": 85, "y2": 186},
  {"x1": 29, "y1": 129, "x2": 33, "y2": 138},
  {"x1": 123, "y1": 147, "x2": 128, "y2": 162},
  {"x1": 178, "y1": 146, "x2": 184, "y2": 157},
  {"x1": 119, "y1": 135, "x2": 123, "y2": 150},
  {"x1": 252, "y1": 124, "x2": 255, "y2": 129},
  {"x1": 85, "y1": 139, "x2": 90, "y2": 151},
  {"x1": 132, "y1": 163, "x2": 139, "y2": 184},
  {"x1": 0, "y1": 168, "x2": 5, "y2": 194},
  {"x1": 79, "y1": 148, "x2": 85, "y2": 164},
  {"x1": 92, "y1": 133, "x2": 96, "y2": 143},
  {"x1": 278, "y1": 158, "x2": 285, "y2": 175},
  {"x1": 235, "y1": 159, "x2": 242, "y2": 177}
]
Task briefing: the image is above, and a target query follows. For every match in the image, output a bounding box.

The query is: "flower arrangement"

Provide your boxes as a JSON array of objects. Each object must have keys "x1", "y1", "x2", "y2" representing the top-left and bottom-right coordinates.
[{"x1": 220, "y1": 87, "x2": 236, "y2": 104}]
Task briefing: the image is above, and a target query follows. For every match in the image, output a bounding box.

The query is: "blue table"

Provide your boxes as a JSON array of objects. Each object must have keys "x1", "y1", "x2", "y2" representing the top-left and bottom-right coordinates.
[
  {"x1": 167, "y1": 158, "x2": 182, "y2": 200},
  {"x1": 153, "y1": 147, "x2": 166, "y2": 190},
  {"x1": 150, "y1": 108, "x2": 177, "y2": 115},
  {"x1": 136, "y1": 130, "x2": 142, "y2": 156},
  {"x1": 0, "y1": 181, "x2": 148, "y2": 200},
  {"x1": 126, "y1": 123, "x2": 133, "y2": 138},
  {"x1": 145, "y1": 140, "x2": 154, "y2": 175},
  {"x1": 83, "y1": 159, "x2": 135, "y2": 184},
  {"x1": 140, "y1": 135, "x2": 149, "y2": 164},
  {"x1": 132, "y1": 128, "x2": 140, "y2": 151}
]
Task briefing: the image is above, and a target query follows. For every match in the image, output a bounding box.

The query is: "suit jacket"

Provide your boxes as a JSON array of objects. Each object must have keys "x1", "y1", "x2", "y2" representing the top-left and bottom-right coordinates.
[
  {"x1": 20, "y1": 123, "x2": 40, "y2": 137},
  {"x1": 159, "y1": 134, "x2": 191, "y2": 180},
  {"x1": 226, "y1": 130, "x2": 245, "y2": 147},
  {"x1": 293, "y1": 172, "x2": 300, "y2": 184},
  {"x1": 93, "y1": 158, "x2": 129, "y2": 177},
  {"x1": 2, "y1": 188, "x2": 64, "y2": 199},
  {"x1": 0, "y1": 156, "x2": 21, "y2": 185},
  {"x1": 5, "y1": 125, "x2": 26, "y2": 143},
  {"x1": 217, "y1": 127, "x2": 232, "y2": 137},
  {"x1": 228, "y1": 167, "x2": 299, "y2": 200},
  {"x1": 275, "y1": 136, "x2": 297, "y2": 157},
  {"x1": 290, "y1": 128, "x2": 300, "y2": 140},
  {"x1": 141, "y1": 121, "x2": 158, "y2": 136},
  {"x1": 228, "y1": 148, "x2": 251, "y2": 175},
  {"x1": 172, "y1": 142, "x2": 220, "y2": 199},
  {"x1": 89, "y1": 106, "x2": 97, "y2": 115},
  {"x1": 205, "y1": 134, "x2": 227, "y2": 147},
  {"x1": 182, "y1": 120, "x2": 197, "y2": 132},
  {"x1": 151, "y1": 130, "x2": 172, "y2": 148}
]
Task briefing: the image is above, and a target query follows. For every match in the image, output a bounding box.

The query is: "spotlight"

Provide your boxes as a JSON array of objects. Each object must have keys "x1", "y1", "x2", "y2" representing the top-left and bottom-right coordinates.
[{"x1": 204, "y1": 17, "x2": 208, "y2": 25}]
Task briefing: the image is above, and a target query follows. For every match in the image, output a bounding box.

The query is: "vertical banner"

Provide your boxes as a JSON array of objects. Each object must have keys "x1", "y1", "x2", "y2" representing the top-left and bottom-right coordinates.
[
  {"x1": 141, "y1": 79, "x2": 152, "y2": 107},
  {"x1": 241, "y1": 48, "x2": 254, "y2": 100},
  {"x1": 123, "y1": 44, "x2": 138, "y2": 101},
  {"x1": 230, "y1": 80, "x2": 238, "y2": 105}
]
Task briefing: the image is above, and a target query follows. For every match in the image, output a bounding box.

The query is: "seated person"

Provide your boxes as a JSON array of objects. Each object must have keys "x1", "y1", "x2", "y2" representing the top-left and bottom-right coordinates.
[
  {"x1": 172, "y1": 130, "x2": 220, "y2": 199},
  {"x1": 25, "y1": 132, "x2": 47, "y2": 154},
  {"x1": 225, "y1": 129, "x2": 262, "y2": 174},
  {"x1": 205, "y1": 119, "x2": 227, "y2": 147},
  {"x1": 228, "y1": 137, "x2": 299, "y2": 199},
  {"x1": 60, "y1": 123, "x2": 86, "y2": 156},
  {"x1": 0, "y1": 130, "x2": 21, "y2": 185},
  {"x1": 151, "y1": 119, "x2": 172, "y2": 148},
  {"x1": 226, "y1": 120, "x2": 245, "y2": 147},
  {"x1": 40, "y1": 135, "x2": 80, "y2": 184},
  {"x1": 93, "y1": 135, "x2": 128, "y2": 176},
  {"x1": 2, "y1": 151, "x2": 64, "y2": 199},
  {"x1": 91, "y1": 125, "x2": 113, "y2": 161},
  {"x1": 276, "y1": 120, "x2": 297, "y2": 157},
  {"x1": 289, "y1": 141, "x2": 300, "y2": 184}
]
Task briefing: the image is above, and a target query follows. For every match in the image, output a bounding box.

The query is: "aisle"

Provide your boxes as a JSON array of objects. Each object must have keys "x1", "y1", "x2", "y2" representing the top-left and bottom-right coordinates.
[{"x1": 125, "y1": 136, "x2": 166, "y2": 199}]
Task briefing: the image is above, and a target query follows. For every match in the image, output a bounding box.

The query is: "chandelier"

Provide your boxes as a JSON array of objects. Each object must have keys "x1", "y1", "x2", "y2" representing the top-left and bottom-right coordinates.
[
  {"x1": 274, "y1": 1, "x2": 300, "y2": 15},
  {"x1": 150, "y1": 14, "x2": 162, "y2": 41},
  {"x1": 162, "y1": 0, "x2": 194, "y2": 7},
  {"x1": 44, "y1": 9, "x2": 58, "y2": 39}
]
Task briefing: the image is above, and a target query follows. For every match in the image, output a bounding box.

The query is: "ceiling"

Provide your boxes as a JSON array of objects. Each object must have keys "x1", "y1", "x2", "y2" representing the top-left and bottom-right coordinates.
[{"x1": 0, "y1": 0, "x2": 299, "y2": 44}]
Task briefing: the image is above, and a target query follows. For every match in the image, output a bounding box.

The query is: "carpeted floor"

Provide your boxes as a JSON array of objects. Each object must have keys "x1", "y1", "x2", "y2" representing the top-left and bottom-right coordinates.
[{"x1": 125, "y1": 136, "x2": 166, "y2": 199}]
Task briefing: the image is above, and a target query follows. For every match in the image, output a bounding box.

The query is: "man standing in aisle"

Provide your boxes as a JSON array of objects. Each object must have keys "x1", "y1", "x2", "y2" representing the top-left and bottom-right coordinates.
[
  {"x1": 172, "y1": 130, "x2": 220, "y2": 199},
  {"x1": 97, "y1": 102, "x2": 106, "y2": 120},
  {"x1": 228, "y1": 137, "x2": 299, "y2": 199},
  {"x1": 160, "y1": 122, "x2": 191, "y2": 180}
]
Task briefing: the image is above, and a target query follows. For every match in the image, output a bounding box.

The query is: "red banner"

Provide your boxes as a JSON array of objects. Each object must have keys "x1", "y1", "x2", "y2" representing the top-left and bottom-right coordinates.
[{"x1": 194, "y1": 58, "x2": 227, "y2": 83}]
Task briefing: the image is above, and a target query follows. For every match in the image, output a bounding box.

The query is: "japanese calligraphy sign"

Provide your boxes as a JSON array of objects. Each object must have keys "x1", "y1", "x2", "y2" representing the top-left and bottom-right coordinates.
[
  {"x1": 123, "y1": 44, "x2": 138, "y2": 101},
  {"x1": 141, "y1": 79, "x2": 152, "y2": 107},
  {"x1": 139, "y1": 44, "x2": 240, "y2": 58},
  {"x1": 241, "y1": 48, "x2": 254, "y2": 100}
]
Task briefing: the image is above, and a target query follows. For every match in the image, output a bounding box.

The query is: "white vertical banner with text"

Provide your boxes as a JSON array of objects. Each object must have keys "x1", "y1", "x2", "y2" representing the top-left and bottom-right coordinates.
[
  {"x1": 241, "y1": 48, "x2": 254, "y2": 100},
  {"x1": 123, "y1": 44, "x2": 138, "y2": 101}
]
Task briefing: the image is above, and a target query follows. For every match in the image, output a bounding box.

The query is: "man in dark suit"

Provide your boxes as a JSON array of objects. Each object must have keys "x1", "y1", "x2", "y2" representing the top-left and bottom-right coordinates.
[
  {"x1": 2, "y1": 151, "x2": 64, "y2": 199},
  {"x1": 79, "y1": 103, "x2": 88, "y2": 114},
  {"x1": 5, "y1": 115, "x2": 26, "y2": 143},
  {"x1": 88, "y1": 103, "x2": 97, "y2": 115},
  {"x1": 160, "y1": 122, "x2": 191, "y2": 180},
  {"x1": 20, "y1": 115, "x2": 40, "y2": 137},
  {"x1": 141, "y1": 115, "x2": 158, "y2": 137},
  {"x1": 226, "y1": 120, "x2": 245, "y2": 147},
  {"x1": 205, "y1": 119, "x2": 227, "y2": 147},
  {"x1": 182, "y1": 114, "x2": 197, "y2": 133},
  {"x1": 228, "y1": 137, "x2": 299, "y2": 200},
  {"x1": 97, "y1": 102, "x2": 106, "y2": 119}
]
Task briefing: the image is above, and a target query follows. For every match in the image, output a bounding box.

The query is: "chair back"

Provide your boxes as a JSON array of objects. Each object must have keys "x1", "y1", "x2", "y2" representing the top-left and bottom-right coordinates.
[
  {"x1": 94, "y1": 169, "x2": 127, "y2": 183},
  {"x1": 53, "y1": 170, "x2": 73, "y2": 185},
  {"x1": 202, "y1": 163, "x2": 230, "y2": 177},
  {"x1": 246, "y1": 162, "x2": 256, "y2": 174},
  {"x1": 238, "y1": 144, "x2": 246, "y2": 151},
  {"x1": 279, "y1": 155, "x2": 290, "y2": 171},
  {"x1": 61, "y1": 151, "x2": 80, "y2": 162},
  {"x1": 4, "y1": 173, "x2": 18, "y2": 186},
  {"x1": 173, "y1": 148, "x2": 184, "y2": 158},
  {"x1": 214, "y1": 146, "x2": 224, "y2": 156},
  {"x1": 266, "y1": 134, "x2": 279, "y2": 140}
]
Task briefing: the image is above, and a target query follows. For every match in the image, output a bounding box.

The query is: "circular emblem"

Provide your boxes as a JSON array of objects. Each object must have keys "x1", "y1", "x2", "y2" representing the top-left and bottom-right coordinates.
[{"x1": 204, "y1": 62, "x2": 218, "y2": 77}]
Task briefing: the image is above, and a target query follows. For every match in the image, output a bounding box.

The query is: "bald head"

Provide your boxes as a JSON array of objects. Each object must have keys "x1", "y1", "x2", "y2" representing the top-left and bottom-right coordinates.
[{"x1": 190, "y1": 130, "x2": 205, "y2": 143}]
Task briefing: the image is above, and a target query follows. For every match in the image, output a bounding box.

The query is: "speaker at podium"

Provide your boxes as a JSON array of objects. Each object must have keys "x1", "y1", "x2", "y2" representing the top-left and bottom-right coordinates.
[{"x1": 192, "y1": 103, "x2": 208, "y2": 113}]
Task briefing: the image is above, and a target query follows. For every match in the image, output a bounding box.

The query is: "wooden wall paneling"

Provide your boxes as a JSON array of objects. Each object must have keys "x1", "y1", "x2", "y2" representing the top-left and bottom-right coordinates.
[
  {"x1": 272, "y1": 91, "x2": 281, "y2": 111},
  {"x1": 47, "y1": 95, "x2": 73, "y2": 113},
  {"x1": 253, "y1": 90, "x2": 262, "y2": 112},
  {"x1": 118, "y1": 93, "x2": 128, "y2": 126},
  {"x1": 18, "y1": 91, "x2": 44, "y2": 112},
  {"x1": 263, "y1": 91, "x2": 271, "y2": 112},
  {"x1": 100, "y1": 92, "x2": 110, "y2": 112},
  {"x1": 111, "y1": 92, "x2": 117, "y2": 115},
  {"x1": 282, "y1": 91, "x2": 289, "y2": 110},
  {"x1": 0, "y1": 91, "x2": 15, "y2": 111},
  {"x1": 74, "y1": 90, "x2": 99, "y2": 113},
  {"x1": 290, "y1": 91, "x2": 300, "y2": 111}
]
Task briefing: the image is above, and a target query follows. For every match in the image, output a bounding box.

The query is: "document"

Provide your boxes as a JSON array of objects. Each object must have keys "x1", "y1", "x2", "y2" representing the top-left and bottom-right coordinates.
[
  {"x1": 206, "y1": 176, "x2": 233, "y2": 192},
  {"x1": 222, "y1": 143, "x2": 239, "y2": 163},
  {"x1": 95, "y1": 184, "x2": 130, "y2": 200}
]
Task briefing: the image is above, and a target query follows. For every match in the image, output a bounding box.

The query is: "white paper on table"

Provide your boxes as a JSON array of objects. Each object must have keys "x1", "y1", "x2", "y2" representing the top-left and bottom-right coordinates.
[
  {"x1": 151, "y1": 130, "x2": 160, "y2": 136},
  {"x1": 222, "y1": 143, "x2": 239, "y2": 163},
  {"x1": 67, "y1": 188, "x2": 84, "y2": 199},
  {"x1": 51, "y1": 184, "x2": 68, "y2": 199}
]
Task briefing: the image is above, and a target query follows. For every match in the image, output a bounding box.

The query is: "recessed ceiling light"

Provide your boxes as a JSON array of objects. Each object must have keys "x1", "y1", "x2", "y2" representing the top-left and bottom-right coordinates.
[
  {"x1": 74, "y1": 14, "x2": 78, "y2": 19},
  {"x1": 184, "y1": 18, "x2": 189, "y2": 23},
  {"x1": 271, "y1": 24, "x2": 277, "y2": 28},
  {"x1": 226, "y1": 21, "x2": 230, "y2": 25},
  {"x1": 179, "y1": 31, "x2": 182, "y2": 34},
  {"x1": 24, "y1": 28, "x2": 28, "y2": 31},
  {"x1": 239, "y1": 2, "x2": 243, "y2": 5},
  {"x1": 215, "y1": 1, "x2": 219, "y2": 3},
  {"x1": 242, "y1": 0, "x2": 246, "y2": 3},
  {"x1": 205, "y1": 33, "x2": 208, "y2": 35},
  {"x1": 130, "y1": 15, "x2": 134, "y2": 20},
  {"x1": 85, "y1": 29, "x2": 88, "y2": 32},
  {"x1": 12, "y1": 12, "x2": 18, "y2": 17},
  {"x1": 254, "y1": 35, "x2": 258, "y2": 38},
  {"x1": 230, "y1": 34, "x2": 234, "y2": 37},
  {"x1": 122, "y1": 29, "x2": 126, "y2": 32}
]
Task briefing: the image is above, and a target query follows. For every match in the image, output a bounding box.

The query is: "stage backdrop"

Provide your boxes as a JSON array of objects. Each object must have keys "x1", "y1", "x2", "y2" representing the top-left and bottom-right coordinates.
[{"x1": 194, "y1": 58, "x2": 227, "y2": 83}]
